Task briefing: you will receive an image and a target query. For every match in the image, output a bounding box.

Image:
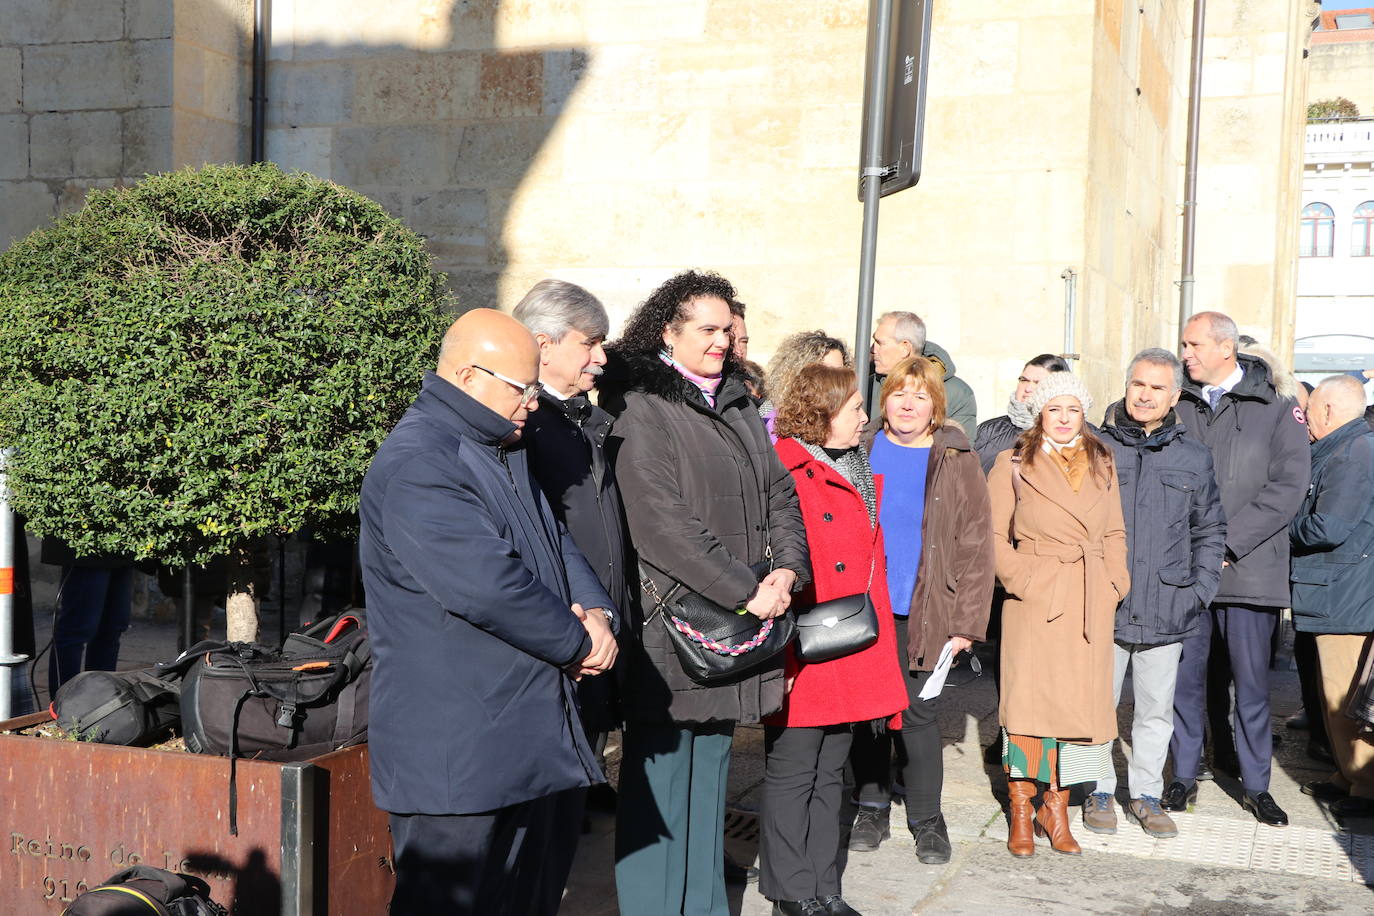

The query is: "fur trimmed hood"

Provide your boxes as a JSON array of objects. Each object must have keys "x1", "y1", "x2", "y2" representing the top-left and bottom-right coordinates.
[
  {"x1": 598, "y1": 346, "x2": 750, "y2": 411},
  {"x1": 1240, "y1": 344, "x2": 1298, "y2": 400}
]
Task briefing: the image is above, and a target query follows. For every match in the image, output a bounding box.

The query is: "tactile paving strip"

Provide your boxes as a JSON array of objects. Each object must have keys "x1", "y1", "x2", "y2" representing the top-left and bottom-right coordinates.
[{"x1": 978, "y1": 807, "x2": 1374, "y2": 885}]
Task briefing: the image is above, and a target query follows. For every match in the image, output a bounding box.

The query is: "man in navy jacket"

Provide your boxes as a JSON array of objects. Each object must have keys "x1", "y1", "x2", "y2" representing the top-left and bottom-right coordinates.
[
  {"x1": 1290, "y1": 374, "x2": 1374, "y2": 826},
  {"x1": 1090, "y1": 349, "x2": 1226, "y2": 838},
  {"x1": 360, "y1": 308, "x2": 618, "y2": 915},
  {"x1": 1166, "y1": 312, "x2": 1310, "y2": 827}
]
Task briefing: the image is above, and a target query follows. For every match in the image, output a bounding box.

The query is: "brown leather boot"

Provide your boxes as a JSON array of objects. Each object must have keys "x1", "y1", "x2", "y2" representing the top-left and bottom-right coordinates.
[
  {"x1": 1006, "y1": 779, "x2": 1037, "y2": 858},
  {"x1": 1034, "y1": 786, "x2": 1082, "y2": 855}
]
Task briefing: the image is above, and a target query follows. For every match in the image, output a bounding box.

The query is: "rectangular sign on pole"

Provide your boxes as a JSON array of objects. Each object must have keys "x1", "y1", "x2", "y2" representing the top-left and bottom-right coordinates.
[{"x1": 858, "y1": 0, "x2": 934, "y2": 200}]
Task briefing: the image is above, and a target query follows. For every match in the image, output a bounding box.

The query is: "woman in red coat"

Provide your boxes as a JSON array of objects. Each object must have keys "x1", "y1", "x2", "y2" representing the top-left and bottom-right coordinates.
[{"x1": 761, "y1": 364, "x2": 908, "y2": 916}]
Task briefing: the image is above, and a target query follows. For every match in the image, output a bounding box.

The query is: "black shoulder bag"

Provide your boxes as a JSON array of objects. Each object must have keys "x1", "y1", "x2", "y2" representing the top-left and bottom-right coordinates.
[
  {"x1": 641, "y1": 544, "x2": 796, "y2": 686},
  {"x1": 793, "y1": 548, "x2": 880, "y2": 663}
]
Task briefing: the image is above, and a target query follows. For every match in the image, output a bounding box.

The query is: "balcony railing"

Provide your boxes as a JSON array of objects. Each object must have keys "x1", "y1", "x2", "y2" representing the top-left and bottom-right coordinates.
[{"x1": 1307, "y1": 118, "x2": 1374, "y2": 158}]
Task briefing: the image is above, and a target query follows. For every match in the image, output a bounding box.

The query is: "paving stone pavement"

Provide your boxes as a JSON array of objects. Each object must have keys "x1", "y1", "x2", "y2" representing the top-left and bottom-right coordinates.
[{"x1": 26, "y1": 614, "x2": 1374, "y2": 913}]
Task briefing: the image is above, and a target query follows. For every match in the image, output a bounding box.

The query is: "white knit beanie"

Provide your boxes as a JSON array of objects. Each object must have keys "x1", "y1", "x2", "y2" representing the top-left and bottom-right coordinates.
[{"x1": 1028, "y1": 371, "x2": 1093, "y2": 418}]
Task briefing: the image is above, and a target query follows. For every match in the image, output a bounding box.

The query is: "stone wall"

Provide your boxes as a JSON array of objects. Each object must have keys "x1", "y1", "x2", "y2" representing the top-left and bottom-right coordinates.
[
  {"x1": 1310, "y1": 33, "x2": 1374, "y2": 116},
  {"x1": 6, "y1": 0, "x2": 1312, "y2": 422},
  {"x1": 0, "y1": 0, "x2": 249, "y2": 250},
  {"x1": 1189, "y1": 0, "x2": 1316, "y2": 361}
]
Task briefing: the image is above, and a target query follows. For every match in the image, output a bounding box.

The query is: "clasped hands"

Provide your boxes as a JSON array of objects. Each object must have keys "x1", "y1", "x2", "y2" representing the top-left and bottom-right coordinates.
[
  {"x1": 744, "y1": 568, "x2": 798, "y2": 620},
  {"x1": 568, "y1": 602, "x2": 618, "y2": 680}
]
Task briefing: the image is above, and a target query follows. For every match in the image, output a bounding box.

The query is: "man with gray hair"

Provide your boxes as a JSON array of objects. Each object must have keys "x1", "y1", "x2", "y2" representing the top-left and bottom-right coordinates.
[
  {"x1": 1087, "y1": 348, "x2": 1226, "y2": 838},
  {"x1": 1164, "y1": 311, "x2": 1311, "y2": 827},
  {"x1": 868, "y1": 310, "x2": 977, "y2": 435},
  {"x1": 1290, "y1": 374, "x2": 1374, "y2": 827},
  {"x1": 514, "y1": 279, "x2": 631, "y2": 813}
]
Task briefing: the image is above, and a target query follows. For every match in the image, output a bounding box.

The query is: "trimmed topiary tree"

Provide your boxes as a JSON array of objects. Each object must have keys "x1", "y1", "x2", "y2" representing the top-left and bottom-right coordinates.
[{"x1": 0, "y1": 163, "x2": 451, "y2": 641}]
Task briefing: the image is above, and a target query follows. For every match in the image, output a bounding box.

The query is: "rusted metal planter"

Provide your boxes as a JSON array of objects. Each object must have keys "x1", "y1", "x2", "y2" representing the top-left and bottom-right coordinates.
[{"x1": 1, "y1": 712, "x2": 393, "y2": 915}]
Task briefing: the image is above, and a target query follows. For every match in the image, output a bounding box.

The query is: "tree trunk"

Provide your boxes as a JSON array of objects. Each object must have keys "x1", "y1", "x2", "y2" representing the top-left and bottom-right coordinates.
[{"x1": 225, "y1": 544, "x2": 260, "y2": 643}]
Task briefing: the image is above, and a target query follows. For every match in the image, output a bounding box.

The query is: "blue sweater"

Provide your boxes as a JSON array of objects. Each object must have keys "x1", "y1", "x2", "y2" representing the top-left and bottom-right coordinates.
[{"x1": 871, "y1": 434, "x2": 930, "y2": 616}]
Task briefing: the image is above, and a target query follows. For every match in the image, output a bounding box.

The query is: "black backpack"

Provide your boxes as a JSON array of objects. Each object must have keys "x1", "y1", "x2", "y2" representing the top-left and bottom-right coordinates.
[
  {"x1": 179, "y1": 610, "x2": 371, "y2": 762},
  {"x1": 51, "y1": 669, "x2": 183, "y2": 746},
  {"x1": 178, "y1": 610, "x2": 371, "y2": 834},
  {"x1": 61, "y1": 866, "x2": 226, "y2": 915}
]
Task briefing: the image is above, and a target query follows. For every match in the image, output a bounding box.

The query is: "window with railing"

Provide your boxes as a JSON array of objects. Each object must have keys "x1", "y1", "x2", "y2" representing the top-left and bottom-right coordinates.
[
  {"x1": 1353, "y1": 201, "x2": 1374, "y2": 257},
  {"x1": 1302, "y1": 202, "x2": 1335, "y2": 257}
]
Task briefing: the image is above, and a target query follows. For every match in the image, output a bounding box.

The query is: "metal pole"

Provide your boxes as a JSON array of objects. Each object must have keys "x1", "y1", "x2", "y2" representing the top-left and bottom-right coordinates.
[
  {"x1": 1178, "y1": 0, "x2": 1207, "y2": 337},
  {"x1": 1061, "y1": 268, "x2": 1078, "y2": 361},
  {"x1": 855, "y1": 0, "x2": 895, "y2": 410},
  {"x1": 180, "y1": 566, "x2": 195, "y2": 653},
  {"x1": 0, "y1": 454, "x2": 29, "y2": 720},
  {"x1": 250, "y1": 0, "x2": 270, "y2": 164},
  {"x1": 277, "y1": 535, "x2": 287, "y2": 645}
]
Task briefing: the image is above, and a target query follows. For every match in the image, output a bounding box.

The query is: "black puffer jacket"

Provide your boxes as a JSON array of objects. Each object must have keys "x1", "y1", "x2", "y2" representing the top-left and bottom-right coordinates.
[
  {"x1": 973, "y1": 414, "x2": 1022, "y2": 476},
  {"x1": 1174, "y1": 353, "x2": 1311, "y2": 607},
  {"x1": 523, "y1": 389, "x2": 634, "y2": 732},
  {"x1": 600, "y1": 350, "x2": 810, "y2": 725},
  {"x1": 1100, "y1": 401, "x2": 1227, "y2": 643}
]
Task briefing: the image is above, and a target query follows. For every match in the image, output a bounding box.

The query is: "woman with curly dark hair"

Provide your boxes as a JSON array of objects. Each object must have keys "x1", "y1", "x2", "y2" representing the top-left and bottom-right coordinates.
[{"x1": 600, "y1": 270, "x2": 810, "y2": 916}]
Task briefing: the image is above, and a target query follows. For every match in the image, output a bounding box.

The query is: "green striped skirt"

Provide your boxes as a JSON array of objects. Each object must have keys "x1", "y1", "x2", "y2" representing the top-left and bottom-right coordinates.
[{"x1": 1001, "y1": 729, "x2": 1112, "y2": 786}]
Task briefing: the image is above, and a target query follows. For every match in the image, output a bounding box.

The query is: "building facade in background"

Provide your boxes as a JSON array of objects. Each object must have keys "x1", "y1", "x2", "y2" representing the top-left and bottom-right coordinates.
[
  {"x1": 1299, "y1": 6, "x2": 1374, "y2": 390},
  {"x1": 1, "y1": 0, "x2": 1319, "y2": 419}
]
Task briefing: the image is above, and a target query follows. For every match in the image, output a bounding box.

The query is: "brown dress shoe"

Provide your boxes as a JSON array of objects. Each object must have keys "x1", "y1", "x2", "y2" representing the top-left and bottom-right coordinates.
[
  {"x1": 1034, "y1": 787, "x2": 1082, "y2": 855},
  {"x1": 1006, "y1": 779, "x2": 1037, "y2": 858}
]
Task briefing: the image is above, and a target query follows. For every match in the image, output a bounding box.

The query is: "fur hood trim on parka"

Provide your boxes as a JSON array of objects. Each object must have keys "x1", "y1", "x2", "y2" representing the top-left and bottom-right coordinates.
[
  {"x1": 598, "y1": 347, "x2": 750, "y2": 409},
  {"x1": 1239, "y1": 344, "x2": 1298, "y2": 400}
]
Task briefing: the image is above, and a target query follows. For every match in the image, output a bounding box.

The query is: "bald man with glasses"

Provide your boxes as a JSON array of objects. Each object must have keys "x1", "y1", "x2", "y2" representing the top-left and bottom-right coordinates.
[{"x1": 360, "y1": 308, "x2": 618, "y2": 914}]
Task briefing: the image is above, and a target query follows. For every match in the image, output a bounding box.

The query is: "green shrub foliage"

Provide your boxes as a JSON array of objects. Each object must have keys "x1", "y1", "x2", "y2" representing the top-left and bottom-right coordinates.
[
  {"x1": 1308, "y1": 97, "x2": 1360, "y2": 121},
  {"x1": 0, "y1": 163, "x2": 450, "y2": 565}
]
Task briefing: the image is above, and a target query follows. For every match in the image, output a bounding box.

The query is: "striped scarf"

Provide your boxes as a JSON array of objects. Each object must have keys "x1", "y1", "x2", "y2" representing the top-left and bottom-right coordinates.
[{"x1": 798, "y1": 441, "x2": 878, "y2": 527}]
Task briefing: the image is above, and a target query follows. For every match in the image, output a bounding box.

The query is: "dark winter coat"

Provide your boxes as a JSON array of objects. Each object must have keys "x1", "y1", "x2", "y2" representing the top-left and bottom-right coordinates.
[
  {"x1": 974, "y1": 414, "x2": 1022, "y2": 476},
  {"x1": 1174, "y1": 353, "x2": 1311, "y2": 607},
  {"x1": 767, "y1": 438, "x2": 908, "y2": 728},
  {"x1": 523, "y1": 389, "x2": 634, "y2": 731},
  {"x1": 359, "y1": 372, "x2": 615, "y2": 815},
  {"x1": 600, "y1": 351, "x2": 810, "y2": 725},
  {"x1": 1100, "y1": 401, "x2": 1227, "y2": 644},
  {"x1": 1290, "y1": 416, "x2": 1374, "y2": 634},
  {"x1": 862, "y1": 422, "x2": 996, "y2": 670},
  {"x1": 866, "y1": 340, "x2": 978, "y2": 437}
]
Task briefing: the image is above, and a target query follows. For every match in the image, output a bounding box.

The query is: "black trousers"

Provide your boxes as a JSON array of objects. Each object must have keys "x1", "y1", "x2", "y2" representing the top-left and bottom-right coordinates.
[
  {"x1": 388, "y1": 788, "x2": 585, "y2": 916},
  {"x1": 848, "y1": 616, "x2": 943, "y2": 825},
  {"x1": 759, "y1": 724, "x2": 853, "y2": 902}
]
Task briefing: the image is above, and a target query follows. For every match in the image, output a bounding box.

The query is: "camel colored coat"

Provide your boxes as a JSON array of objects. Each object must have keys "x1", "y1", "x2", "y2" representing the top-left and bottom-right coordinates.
[{"x1": 988, "y1": 447, "x2": 1130, "y2": 744}]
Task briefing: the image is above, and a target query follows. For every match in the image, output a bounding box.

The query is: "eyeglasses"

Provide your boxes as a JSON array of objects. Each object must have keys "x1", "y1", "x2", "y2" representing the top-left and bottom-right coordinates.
[
  {"x1": 471, "y1": 364, "x2": 542, "y2": 403},
  {"x1": 946, "y1": 650, "x2": 983, "y2": 689}
]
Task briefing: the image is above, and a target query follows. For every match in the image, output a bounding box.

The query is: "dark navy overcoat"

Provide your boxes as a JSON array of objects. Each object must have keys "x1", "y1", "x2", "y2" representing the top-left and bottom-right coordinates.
[{"x1": 360, "y1": 371, "x2": 615, "y2": 815}]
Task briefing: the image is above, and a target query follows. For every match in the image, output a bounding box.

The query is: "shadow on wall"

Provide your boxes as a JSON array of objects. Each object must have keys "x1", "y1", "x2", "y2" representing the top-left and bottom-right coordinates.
[{"x1": 264, "y1": 0, "x2": 589, "y2": 311}]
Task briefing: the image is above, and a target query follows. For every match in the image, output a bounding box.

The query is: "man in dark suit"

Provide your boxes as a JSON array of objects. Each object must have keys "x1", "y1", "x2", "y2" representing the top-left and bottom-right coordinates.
[
  {"x1": 359, "y1": 308, "x2": 618, "y2": 915},
  {"x1": 514, "y1": 279, "x2": 631, "y2": 811},
  {"x1": 1165, "y1": 311, "x2": 1310, "y2": 827}
]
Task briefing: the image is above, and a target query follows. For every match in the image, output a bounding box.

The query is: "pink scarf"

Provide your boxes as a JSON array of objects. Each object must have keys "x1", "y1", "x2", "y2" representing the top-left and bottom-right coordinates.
[{"x1": 660, "y1": 352, "x2": 723, "y2": 407}]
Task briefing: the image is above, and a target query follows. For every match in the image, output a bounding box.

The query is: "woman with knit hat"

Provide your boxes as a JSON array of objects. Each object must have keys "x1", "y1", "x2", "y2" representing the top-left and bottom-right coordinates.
[{"x1": 986, "y1": 371, "x2": 1130, "y2": 858}]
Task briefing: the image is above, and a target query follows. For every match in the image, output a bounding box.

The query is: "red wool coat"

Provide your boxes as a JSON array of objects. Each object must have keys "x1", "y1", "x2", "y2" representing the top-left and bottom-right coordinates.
[{"x1": 766, "y1": 438, "x2": 909, "y2": 728}]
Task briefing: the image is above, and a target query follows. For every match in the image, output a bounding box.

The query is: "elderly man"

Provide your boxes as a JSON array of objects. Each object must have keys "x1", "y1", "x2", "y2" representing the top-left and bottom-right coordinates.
[
  {"x1": 514, "y1": 279, "x2": 631, "y2": 811},
  {"x1": 1087, "y1": 349, "x2": 1226, "y2": 838},
  {"x1": 360, "y1": 309, "x2": 618, "y2": 914},
  {"x1": 1291, "y1": 375, "x2": 1374, "y2": 826},
  {"x1": 868, "y1": 310, "x2": 977, "y2": 435},
  {"x1": 1164, "y1": 311, "x2": 1310, "y2": 827}
]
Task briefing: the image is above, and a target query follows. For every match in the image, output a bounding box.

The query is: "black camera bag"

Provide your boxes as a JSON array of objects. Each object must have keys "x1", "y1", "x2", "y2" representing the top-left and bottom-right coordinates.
[
  {"x1": 61, "y1": 865, "x2": 226, "y2": 915},
  {"x1": 179, "y1": 610, "x2": 370, "y2": 763},
  {"x1": 51, "y1": 670, "x2": 183, "y2": 746}
]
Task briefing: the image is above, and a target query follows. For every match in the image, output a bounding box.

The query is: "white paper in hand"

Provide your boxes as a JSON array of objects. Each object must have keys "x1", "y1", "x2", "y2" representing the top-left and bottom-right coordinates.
[{"x1": 918, "y1": 639, "x2": 958, "y2": 700}]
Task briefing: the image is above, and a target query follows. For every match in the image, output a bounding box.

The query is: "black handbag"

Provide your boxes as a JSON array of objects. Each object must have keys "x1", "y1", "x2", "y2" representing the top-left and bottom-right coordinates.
[
  {"x1": 794, "y1": 592, "x2": 880, "y2": 663},
  {"x1": 793, "y1": 535, "x2": 880, "y2": 662},
  {"x1": 642, "y1": 560, "x2": 796, "y2": 687}
]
